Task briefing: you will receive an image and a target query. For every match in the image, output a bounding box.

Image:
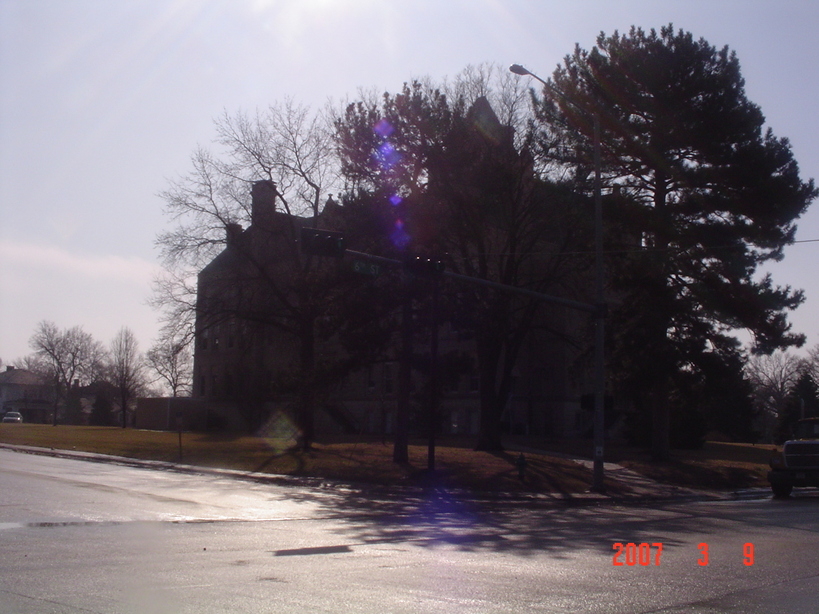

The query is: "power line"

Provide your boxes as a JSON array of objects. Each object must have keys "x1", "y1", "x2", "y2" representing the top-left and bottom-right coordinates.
[{"x1": 480, "y1": 237, "x2": 819, "y2": 259}]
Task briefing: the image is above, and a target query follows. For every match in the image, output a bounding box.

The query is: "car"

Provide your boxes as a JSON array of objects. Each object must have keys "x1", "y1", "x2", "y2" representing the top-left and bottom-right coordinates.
[
  {"x1": 768, "y1": 417, "x2": 819, "y2": 497},
  {"x1": 2, "y1": 411, "x2": 23, "y2": 423}
]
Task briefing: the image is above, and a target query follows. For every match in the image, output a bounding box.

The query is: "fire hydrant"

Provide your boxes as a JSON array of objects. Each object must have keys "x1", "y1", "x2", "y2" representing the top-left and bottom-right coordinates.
[{"x1": 515, "y1": 453, "x2": 527, "y2": 481}]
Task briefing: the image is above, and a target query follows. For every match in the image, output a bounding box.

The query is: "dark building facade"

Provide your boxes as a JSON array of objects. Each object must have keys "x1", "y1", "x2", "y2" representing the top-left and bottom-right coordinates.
[{"x1": 192, "y1": 178, "x2": 593, "y2": 439}]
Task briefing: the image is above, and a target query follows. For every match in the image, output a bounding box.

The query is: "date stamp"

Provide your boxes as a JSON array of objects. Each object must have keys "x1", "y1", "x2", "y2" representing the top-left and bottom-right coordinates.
[{"x1": 612, "y1": 542, "x2": 754, "y2": 566}]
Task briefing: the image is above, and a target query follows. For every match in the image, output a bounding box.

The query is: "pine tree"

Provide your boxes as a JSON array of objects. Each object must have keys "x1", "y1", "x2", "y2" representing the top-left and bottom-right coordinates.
[{"x1": 536, "y1": 25, "x2": 817, "y2": 458}]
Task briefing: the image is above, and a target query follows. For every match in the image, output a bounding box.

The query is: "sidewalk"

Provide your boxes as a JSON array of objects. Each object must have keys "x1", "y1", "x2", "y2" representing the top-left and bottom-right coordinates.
[{"x1": 503, "y1": 443, "x2": 766, "y2": 502}]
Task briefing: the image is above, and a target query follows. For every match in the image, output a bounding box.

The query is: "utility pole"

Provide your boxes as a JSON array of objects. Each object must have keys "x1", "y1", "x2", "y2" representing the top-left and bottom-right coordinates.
[{"x1": 509, "y1": 63, "x2": 607, "y2": 492}]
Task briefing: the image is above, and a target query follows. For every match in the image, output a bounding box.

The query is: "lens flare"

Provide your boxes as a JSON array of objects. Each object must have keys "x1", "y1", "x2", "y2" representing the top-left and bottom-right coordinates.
[
  {"x1": 373, "y1": 118, "x2": 410, "y2": 248},
  {"x1": 378, "y1": 142, "x2": 402, "y2": 167},
  {"x1": 374, "y1": 118, "x2": 394, "y2": 137},
  {"x1": 391, "y1": 219, "x2": 410, "y2": 248},
  {"x1": 255, "y1": 408, "x2": 299, "y2": 454}
]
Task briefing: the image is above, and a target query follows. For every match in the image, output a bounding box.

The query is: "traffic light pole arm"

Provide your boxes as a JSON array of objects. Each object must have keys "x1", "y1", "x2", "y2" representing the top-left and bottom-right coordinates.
[
  {"x1": 446, "y1": 270, "x2": 600, "y2": 314},
  {"x1": 345, "y1": 249, "x2": 403, "y2": 269},
  {"x1": 345, "y1": 250, "x2": 599, "y2": 314}
]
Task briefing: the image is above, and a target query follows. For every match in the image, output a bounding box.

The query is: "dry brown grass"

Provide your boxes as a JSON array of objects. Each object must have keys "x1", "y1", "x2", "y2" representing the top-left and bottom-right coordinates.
[
  {"x1": 0, "y1": 425, "x2": 773, "y2": 494},
  {"x1": 519, "y1": 437, "x2": 775, "y2": 490},
  {"x1": 616, "y1": 442, "x2": 775, "y2": 490}
]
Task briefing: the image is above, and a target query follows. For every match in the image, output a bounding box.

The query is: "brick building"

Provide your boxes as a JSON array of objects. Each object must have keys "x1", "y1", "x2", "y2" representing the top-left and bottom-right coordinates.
[{"x1": 191, "y1": 180, "x2": 593, "y2": 439}]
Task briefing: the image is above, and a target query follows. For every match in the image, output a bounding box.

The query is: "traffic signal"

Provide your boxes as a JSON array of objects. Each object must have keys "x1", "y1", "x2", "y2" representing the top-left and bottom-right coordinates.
[
  {"x1": 404, "y1": 255, "x2": 446, "y2": 277},
  {"x1": 300, "y1": 227, "x2": 346, "y2": 258}
]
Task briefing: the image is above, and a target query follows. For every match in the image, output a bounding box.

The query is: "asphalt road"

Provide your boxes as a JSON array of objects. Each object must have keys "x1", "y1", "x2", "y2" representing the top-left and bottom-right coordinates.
[{"x1": 1, "y1": 447, "x2": 818, "y2": 613}]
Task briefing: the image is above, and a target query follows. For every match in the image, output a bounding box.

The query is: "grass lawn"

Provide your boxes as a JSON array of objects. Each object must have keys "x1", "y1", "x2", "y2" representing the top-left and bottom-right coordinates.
[
  {"x1": 615, "y1": 442, "x2": 775, "y2": 490},
  {"x1": 0, "y1": 424, "x2": 776, "y2": 495}
]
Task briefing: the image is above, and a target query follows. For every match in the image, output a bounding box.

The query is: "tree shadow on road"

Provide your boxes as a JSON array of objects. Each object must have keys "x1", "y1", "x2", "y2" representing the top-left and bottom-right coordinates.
[{"x1": 272, "y1": 476, "x2": 724, "y2": 559}]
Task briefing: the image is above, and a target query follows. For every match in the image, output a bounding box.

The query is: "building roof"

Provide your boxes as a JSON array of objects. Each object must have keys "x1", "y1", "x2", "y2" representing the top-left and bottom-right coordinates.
[
  {"x1": 0, "y1": 367, "x2": 48, "y2": 387},
  {"x1": 199, "y1": 192, "x2": 340, "y2": 280}
]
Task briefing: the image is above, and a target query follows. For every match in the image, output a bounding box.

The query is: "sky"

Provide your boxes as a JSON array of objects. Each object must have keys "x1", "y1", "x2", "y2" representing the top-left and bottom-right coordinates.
[{"x1": 1, "y1": 0, "x2": 818, "y2": 364}]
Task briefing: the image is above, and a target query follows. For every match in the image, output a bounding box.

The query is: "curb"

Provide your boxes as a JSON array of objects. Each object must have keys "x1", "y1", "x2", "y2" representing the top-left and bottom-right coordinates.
[{"x1": 0, "y1": 442, "x2": 765, "y2": 506}]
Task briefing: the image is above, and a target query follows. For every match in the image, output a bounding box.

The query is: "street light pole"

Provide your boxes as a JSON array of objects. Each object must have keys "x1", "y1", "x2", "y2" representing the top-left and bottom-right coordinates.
[{"x1": 510, "y1": 63, "x2": 606, "y2": 492}]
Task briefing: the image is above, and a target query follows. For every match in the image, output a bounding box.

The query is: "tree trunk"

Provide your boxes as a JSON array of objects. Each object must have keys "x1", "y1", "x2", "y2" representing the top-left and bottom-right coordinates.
[
  {"x1": 650, "y1": 380, "x2": 671, "y2": 461},
  {"x1": 427, "y1": 279, "x2": 440, "y2": 471},
  {"x1": 298, "y1": 314, "x2": 316, "y2": 451},
  {"x1": 474, "y1": 396, "x2": 505, "y2": 451},
  {"x1": 650, "y1": 177, "x2": 672, "y2": 461},
  {"x1": 393, "y1": 292, "x2": 412, "y2": 463},
  {"x1": 474, "y1": 336, "x2": 505, "y2": 451}
]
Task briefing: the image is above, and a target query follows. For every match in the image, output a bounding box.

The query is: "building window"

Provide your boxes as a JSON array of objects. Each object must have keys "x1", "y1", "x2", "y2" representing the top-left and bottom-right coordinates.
[
  {"x1": 225, "y1": 372, "x2": 234, "y2": 396},
  {"x1": 199, "y1": 376, "x2": 206, "y2": 397},
  {"x1": 384, "y1": 363, "x2": 394, "y2": 395},
  {"x1": 367, "y1": 366, "x2": 376, "y2": 391},
  {"x1": 227, "y1": 321, "x2": 235, "y2": 349},
  {"x1": 444, "y1": 376, "x2": 459, "y2": 394}
]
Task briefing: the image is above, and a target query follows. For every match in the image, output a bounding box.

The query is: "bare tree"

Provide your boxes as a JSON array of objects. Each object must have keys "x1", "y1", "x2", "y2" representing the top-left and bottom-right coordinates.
[
  {"x1": 154, "y1": 100, "x2": 348, "y2": 445},
  {"x1": 108, "y1": 327, "x2": 146, "y2": 428},
  {"x1": 804, "y1": 344, "x2": 819, "y2": 386},
  {"x1": 214, "y1": 99, "x2": 339, "y2": 218},
  {"x1": 442, "y1": 63, "x2": 533, "y2": 149},
  {"x1": 153, "y1": 100, "x2": 341, "y2": 342},
  {"x1": 29, "y1": 321, "x2": 107, "y2": 425},
  {"x1": 13, "y1": 353, "x2": 51, "y2": 374},
  {"x1": 745, "y1": 350, "x2": 804, "y2": 440},
  {"x1": 146, "y1": 333, "x2": 193, "y2": 397}
]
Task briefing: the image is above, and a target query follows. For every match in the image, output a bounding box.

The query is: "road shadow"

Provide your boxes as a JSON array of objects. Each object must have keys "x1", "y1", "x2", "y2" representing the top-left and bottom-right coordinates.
[{"x1": 268, "y1": 475, "x2": 746, "y2": 559}]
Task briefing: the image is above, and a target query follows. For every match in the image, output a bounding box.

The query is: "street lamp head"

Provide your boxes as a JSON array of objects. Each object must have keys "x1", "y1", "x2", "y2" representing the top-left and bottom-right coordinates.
[
  {"x1": 509, "y1": 64, "x2": 530, "y2": 76},
  {"x1": 509, "y1": 63, "x2": 548, "y2": 87}
]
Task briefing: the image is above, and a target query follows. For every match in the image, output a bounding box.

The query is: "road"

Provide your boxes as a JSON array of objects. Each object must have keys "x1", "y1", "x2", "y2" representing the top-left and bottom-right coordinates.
[{"x1": 1, "y1": 447, "x2": 818, "y2": 613}]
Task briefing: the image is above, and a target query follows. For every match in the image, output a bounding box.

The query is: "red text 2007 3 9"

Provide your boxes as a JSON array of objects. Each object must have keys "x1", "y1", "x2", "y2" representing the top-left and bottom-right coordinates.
[{"x1": 612, "y1": 542, "x2": 754, "y2": 566}]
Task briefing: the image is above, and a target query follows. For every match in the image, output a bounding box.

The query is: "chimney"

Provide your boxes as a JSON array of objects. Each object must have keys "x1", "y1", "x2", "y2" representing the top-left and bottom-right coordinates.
[
  {"x1": 225, "y1": 223, "x2": 243, "y2": 247},
  {"x1": 6, "y1": 365, "x2": 14, "y2": 371},
  {"x1": 251, "y1": 180, "x2": 277, "y2": 227}
]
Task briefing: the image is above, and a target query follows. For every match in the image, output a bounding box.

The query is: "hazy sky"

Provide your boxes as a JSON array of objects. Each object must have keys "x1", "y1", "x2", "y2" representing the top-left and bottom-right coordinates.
[{"x1": 1, "y1": 0, "x2": 818, "y2": 363}]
